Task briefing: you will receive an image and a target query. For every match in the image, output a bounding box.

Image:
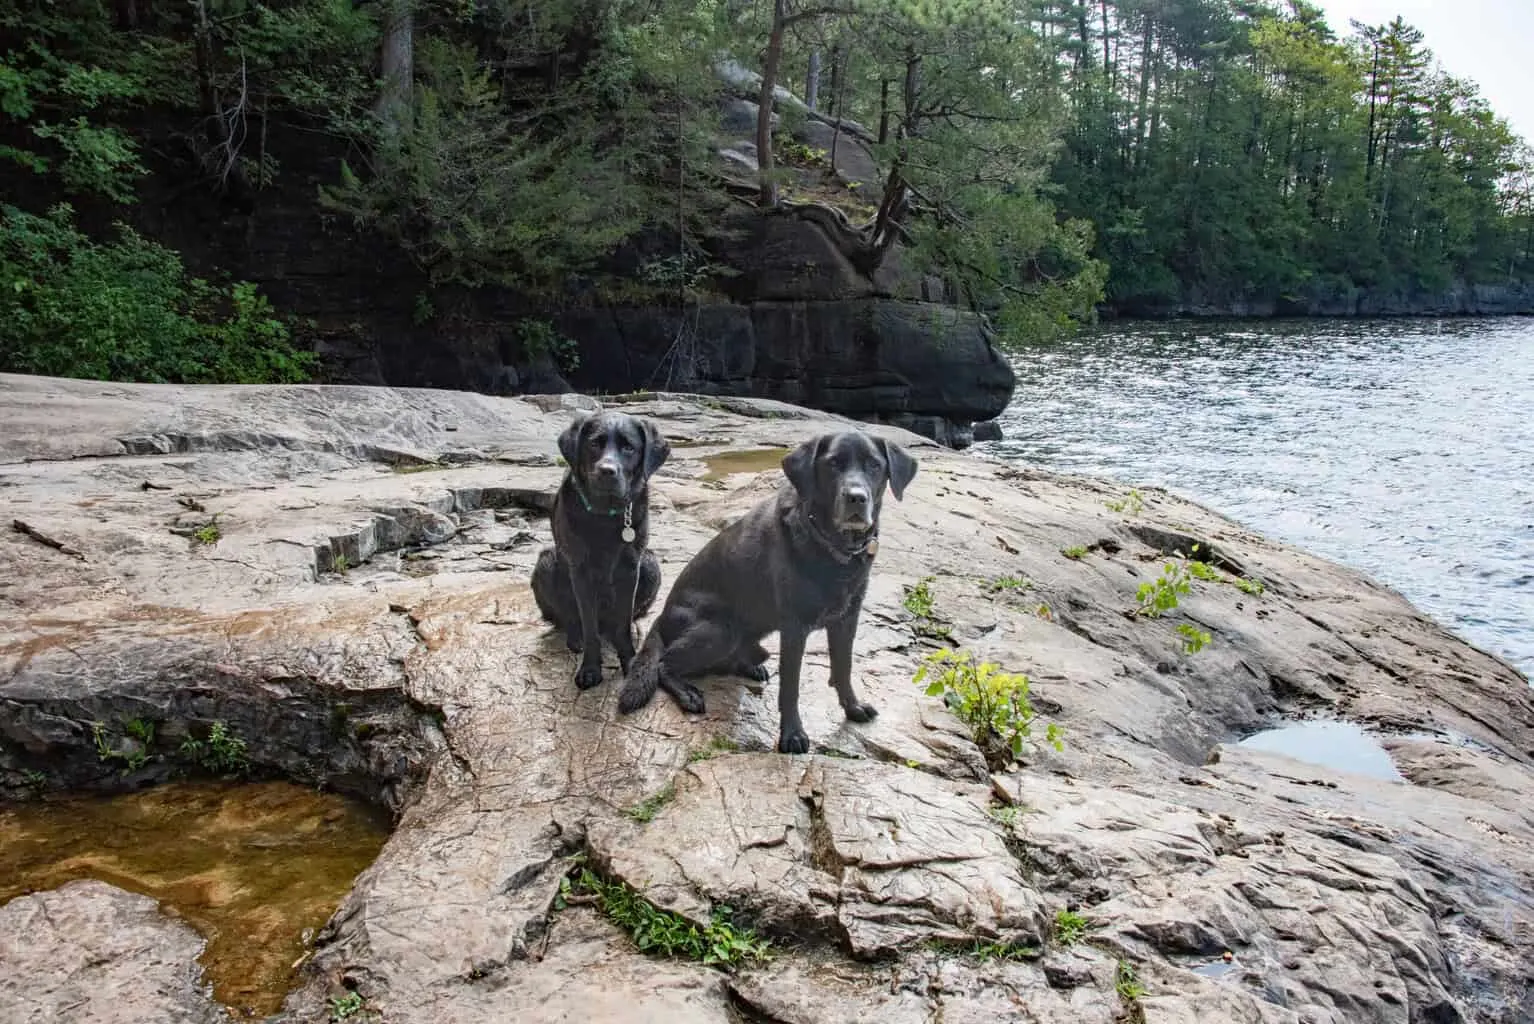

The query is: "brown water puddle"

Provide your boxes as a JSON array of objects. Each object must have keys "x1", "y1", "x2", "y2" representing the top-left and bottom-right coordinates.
[
  {"x1": 0, "y1": 781, "x2": 389, "y2": 1018},
  {"x1": 700, "y1": 447, "x2": 789, "y2": 482}
]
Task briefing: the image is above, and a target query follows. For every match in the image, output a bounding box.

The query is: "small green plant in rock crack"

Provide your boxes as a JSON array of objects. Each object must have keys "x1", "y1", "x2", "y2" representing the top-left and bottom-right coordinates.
[
  {"x1": 984, "y1": 574, "x2": 1033, "y2": 596},
  {"x1": 686, "y1": 735, "x2": 739, "y2": 763},
  {"x1": 91, "y1": 719, "x2": 154, "y2": 773},
  {"x1": 571, "y1": 868, "x2": 772, "y2": 968},
  {"x1": 1060, "y1": 545, "x2": 1090, "y2": 560},
  {"x1": 1104, "y1": 489, "x2": 1145, "y2": 516},
  {"x1": 1115, "y1": 959, "x2": 1147, "y2": 1009},
  {"x1": 626, "y1": 782, "x2": 676, "y2": 823},
  {"x1": 1053, "y1": 908, "x2": 1091, "y2": 945},
  {"x1": 902, "y1": 576, "x2": 953, "y2": 641},
  {"x1": 915, "y1": 648, "x2": 1062, "y2": 770},
  {"x1": 1234, "y1": 576, "x2": 1266, "y2": 596},
  {"x1": 177, "y1": 513, "x2": 222, "y2": 546},
  {"x1": 988, "y1": 803, "x2": 1025, "y2": 828},
  {"x1": 1177, "y1": 622, "x2": 1212, "y2": 654},
  {"x1": 331, "y1": 552, "x2": 350, "y2": 574},
  {"x1": 22, "y1": 769, "x2": 48, "y2": 792},
  {"x1": 179, "y1": 720, "x2": 248, "y2": 775},
  {"x1": 329, "y1": 991, "x2": 366, "y2": 1021},
  {"x1": 903, "y1": 576, "x2": 937, "y2": 618},
  {"x1": 961, "y1": 939, "x2": 1040, "y2": 963}
]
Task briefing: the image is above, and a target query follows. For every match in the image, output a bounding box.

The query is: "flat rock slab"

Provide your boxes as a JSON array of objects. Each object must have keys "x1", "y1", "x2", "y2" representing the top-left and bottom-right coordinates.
[
  {"x1": 1, "y1": 373, "x2": 1532, "y2": 1023},
  {"x1": 0, "y1": 880, "x2": 224, "y2": 1024}
]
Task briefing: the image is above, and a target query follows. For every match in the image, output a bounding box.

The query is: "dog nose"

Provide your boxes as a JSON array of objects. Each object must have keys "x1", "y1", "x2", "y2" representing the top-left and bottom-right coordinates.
[
  {"x1": 596, "y1": 459, "x2": 619, "y2": 479},
  {"x1": 844, "y1": 487, "x2": 870, "y2": 508}
]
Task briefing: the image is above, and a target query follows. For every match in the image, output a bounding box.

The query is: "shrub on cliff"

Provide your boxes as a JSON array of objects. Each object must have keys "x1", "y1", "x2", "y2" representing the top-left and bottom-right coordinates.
[{"x1": 0, "y1": 204, "x2": 314, "y2": 384}]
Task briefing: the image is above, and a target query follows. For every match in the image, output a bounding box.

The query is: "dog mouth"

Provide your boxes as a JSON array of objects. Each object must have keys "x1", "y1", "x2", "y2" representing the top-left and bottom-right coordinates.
[{"x1": 834, "y1": 512, "x2": 875, "y2": 533}]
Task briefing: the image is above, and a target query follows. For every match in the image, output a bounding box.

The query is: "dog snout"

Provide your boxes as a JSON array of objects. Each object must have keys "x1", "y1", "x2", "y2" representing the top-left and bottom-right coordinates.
[
  {"x1": 595, "y1": 457, "x2": 621, "y2": 480},
  {"x1": 843, "y1": 486, "x2": 870, "y2": 509}
]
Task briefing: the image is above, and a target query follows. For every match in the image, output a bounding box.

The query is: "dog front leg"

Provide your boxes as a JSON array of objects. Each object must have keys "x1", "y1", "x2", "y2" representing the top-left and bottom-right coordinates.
[
  {"x1": 569, "y1": 564, "x2": 606, "y2": 690},
  {"x1": 776, "y1": 624, "x2": 811, "y2": 754},
  {"x1": 608, "y1": 549, "x2": 642, "y2": 674},
  {"x1": 827, "y1": 610, "x2": 877, "y2": 723}
]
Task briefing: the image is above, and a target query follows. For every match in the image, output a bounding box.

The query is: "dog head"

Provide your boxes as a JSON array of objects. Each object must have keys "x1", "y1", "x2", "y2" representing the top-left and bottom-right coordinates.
[
  {"x1": 782, "y1": 431, "x2": 919, "y2": 534},
  {"x1": 557, "y1": 411, "x2": 671, "y2": 506}
]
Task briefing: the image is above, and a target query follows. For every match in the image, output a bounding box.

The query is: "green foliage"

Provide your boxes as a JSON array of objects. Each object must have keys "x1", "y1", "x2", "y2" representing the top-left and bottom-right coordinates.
[
  {"x1": 988, "y1": 803, "x2": 1023, "y2": 828},
  {"x1": 1188, "y1": 560, "x2": 1223, "y2": 583},
  {"x1": 179, "y1": 720, "x2": 248, "y2": 776},
  {"x1": 1136, "y1": 562, "x2": 1192, "y2": 618},
  {"x1": 626, "y1": 782, "x2": 676, "y2": 823},
  {"x1": 902, "y1": 575, "x2": 952, "y2": 641},
  {"x1": 92, "y1": 719, "x2": 153, "y2": 773},
  {"x1": 915, "y1": 648, "x2": 1062, "y2": 769},
  {"x1": 1234, "y1": 577, "x2": 1266, "y2": 597},
  {"x1": 516, "y1": 319, "x2": 581, "y2": 374},
  {"x1": 1051, "y1": 2, "x2": 1533, "y2": 305},
  {"x1": 984, "y1": 575, "x2": 1033, "y2": 596},
  {"x1": 572, "y1": 868, "x2": 772, "y2": 968},
  {"x1": 1177, "y1": 623, "x2": 1212, "y2": 655},
  {"x1": 0, "y1": 205, "x2": 314, "y2": 384},
  {"x1": 686, "y1": 735, "x2": 740, "y2": 763},
  {"x1": 191, "y1": 516, "x2": 222, "y2": 546},
  {"x1": 1061, "y1": 545, "x2": 1089, "y2": 560},
  {"x1": 329, "y1": 992, "x2": 367, "y2": 1021},
  {"x1": 1115, "y1": 959, "x2": 1147, "y2": 1003},
  {"x1": 903, "y1": 576, "x2": 937, "y2": 619},
  {"x1": 1105, "y1": 489, "x2": 1145, "y2": 516},
  {"x1": 1054, "y1": 908, "x2": 1090, "y2": 946}
]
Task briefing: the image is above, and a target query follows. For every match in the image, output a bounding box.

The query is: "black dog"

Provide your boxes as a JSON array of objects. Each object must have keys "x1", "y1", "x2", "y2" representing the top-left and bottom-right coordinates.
[
  {"x1": 531, "y1": 411, "x2": 670, "y2": 689},
  {"x1": 617, "y1": 430, "x2": 917, "y2": 753}
]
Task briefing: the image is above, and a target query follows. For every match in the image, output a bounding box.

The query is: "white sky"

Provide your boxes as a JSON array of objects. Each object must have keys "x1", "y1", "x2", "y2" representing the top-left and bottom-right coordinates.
[{"x1": 1315, "y1": 0, "x2": 1534, "y2": 147}]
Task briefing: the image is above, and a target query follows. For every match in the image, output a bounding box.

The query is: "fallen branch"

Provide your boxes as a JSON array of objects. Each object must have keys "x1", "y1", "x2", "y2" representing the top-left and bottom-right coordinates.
[{"x1": 11, "y1": 520, "x2": 87, "y2": 561}]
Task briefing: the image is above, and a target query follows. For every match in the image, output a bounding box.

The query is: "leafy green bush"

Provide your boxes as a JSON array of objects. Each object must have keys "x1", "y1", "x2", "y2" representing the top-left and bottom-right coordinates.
[
  {"x1": 915, "y1": 648, "x2": 1062, "y2": 768},
  {"x1": 0, "y1": 204, "x2": 314, "y2": 384}
]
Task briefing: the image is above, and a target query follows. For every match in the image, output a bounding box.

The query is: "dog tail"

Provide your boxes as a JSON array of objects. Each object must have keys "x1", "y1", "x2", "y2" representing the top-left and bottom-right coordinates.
[{"x1": 617, "y1": 630, "x2": 663, "y2": 714}]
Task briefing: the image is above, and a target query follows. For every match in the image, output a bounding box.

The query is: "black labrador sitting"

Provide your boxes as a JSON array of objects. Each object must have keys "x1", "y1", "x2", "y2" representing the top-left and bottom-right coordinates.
[
  {"x1": 618, "y1": 430, "x2": 917, "y2": 753},
  {"x1": 531, "y1": 411, "x2": 671, "y2": 689}
]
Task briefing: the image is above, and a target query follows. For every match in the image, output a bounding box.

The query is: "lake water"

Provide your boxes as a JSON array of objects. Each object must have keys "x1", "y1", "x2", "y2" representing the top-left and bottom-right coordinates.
[{"x1": 979, "y1": 317, "x2": 1534, "y2": 680}]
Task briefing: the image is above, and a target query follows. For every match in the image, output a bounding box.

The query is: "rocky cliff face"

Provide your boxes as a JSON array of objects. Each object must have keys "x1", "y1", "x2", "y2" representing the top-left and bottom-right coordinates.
[
  {"x1": 76, "y1": 77, "x2": 1012, "y2": 450},
  {"x1": 1, "y1": 374, "x2": 1531, "y2": 1024}
]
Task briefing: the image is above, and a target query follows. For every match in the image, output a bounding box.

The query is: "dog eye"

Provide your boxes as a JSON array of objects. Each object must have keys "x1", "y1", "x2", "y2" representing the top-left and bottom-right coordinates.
[{"x1": 619, "y1": 439, "x2": 635, "y2": 453}]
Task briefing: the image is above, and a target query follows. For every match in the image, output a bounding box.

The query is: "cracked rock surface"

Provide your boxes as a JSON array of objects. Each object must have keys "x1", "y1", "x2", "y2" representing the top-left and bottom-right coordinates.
[{"x1": 1, "y1": 373, "x2": 1531, "y2": 1023}]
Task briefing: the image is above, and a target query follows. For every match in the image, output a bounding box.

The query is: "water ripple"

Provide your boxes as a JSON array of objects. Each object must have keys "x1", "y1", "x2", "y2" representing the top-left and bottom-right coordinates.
[{"x1": 979, "y1": 317, "x2": 1534, "y2": 680}]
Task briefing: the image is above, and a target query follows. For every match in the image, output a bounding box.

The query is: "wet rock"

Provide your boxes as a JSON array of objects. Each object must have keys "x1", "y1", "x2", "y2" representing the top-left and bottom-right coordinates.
[
  {"x1": 1, "y1": 374, "x2": 1532, "y2": 1023},
  {"x1": 0, "y1": 880, "x2": 224, "y2": 1024}
]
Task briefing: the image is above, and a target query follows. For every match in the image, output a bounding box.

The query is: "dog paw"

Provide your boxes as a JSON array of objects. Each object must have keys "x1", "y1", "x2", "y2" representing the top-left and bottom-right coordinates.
[
  {"x1": 616, "y1": 683, "x2": 650, "y2": 714},
  {"x1": 670, "y1": 682, "x2": 707, "y2": 715},
  {"x1": 777, "y1": 726, "x2": 812, "y2": 755},
  {"x1": 843, "y1": 702, "x2": 878, "y2": 724},
  {"x1": 564, "y1": 631, "x2": 582, "y2": 654},
  {"x1": 574, "y1": 662, "x2": 604, "y2": 690}
]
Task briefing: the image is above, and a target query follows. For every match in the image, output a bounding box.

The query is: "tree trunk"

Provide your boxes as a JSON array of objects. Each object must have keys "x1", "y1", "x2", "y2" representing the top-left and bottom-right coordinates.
[
  {"x1": 877, "y1": 77, "x2": 891, "y2": 144},
  {"x1": 377, "y1": 0, "x2": 414, "y2": 134},
  {"x1": 805, "y1": 48, "x2": 821, "y2": 112},
  {"x1": 755, "y1": 0, "x2": 787, "y2": 206}
]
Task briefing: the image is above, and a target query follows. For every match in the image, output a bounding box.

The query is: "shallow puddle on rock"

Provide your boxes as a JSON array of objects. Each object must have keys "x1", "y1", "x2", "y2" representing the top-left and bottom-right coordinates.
[
  {"x1": 1237, "y1": 719, "x2": 1405, "y2": 782},
  {"x1": 1190, "y1": 958, "x2": 1239, "y2": 979},
  {"x1": 0, "y1": 780, "x2": 389, "y2": 1018},
  {"x1": 700, "y1": 447, "x2": 790, "y2": 482}
]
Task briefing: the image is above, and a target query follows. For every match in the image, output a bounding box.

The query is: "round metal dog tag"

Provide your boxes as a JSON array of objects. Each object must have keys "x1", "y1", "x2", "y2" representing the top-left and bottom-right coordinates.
[
  {"x1": 866, "y1": 538, "x2": 879, "y2": 557},
  {"x1": 621, "y1": 526, "x2": 637, "y2": 544}
]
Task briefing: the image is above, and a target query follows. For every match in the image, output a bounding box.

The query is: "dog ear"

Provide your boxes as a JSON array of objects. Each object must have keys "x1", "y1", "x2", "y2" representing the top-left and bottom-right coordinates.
[
  {"x1": 640, "y1": 418, "x2": 671, "y2": 479},
  {"x1": 878, "y1": 438, "x2": 919, "y2": 501},
  {"x1": 557, "y1": 414, "x2": 589, "y2": 467},
  {"x1": 782, "y1": 436, "x2": 824, "y2": 500}
]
